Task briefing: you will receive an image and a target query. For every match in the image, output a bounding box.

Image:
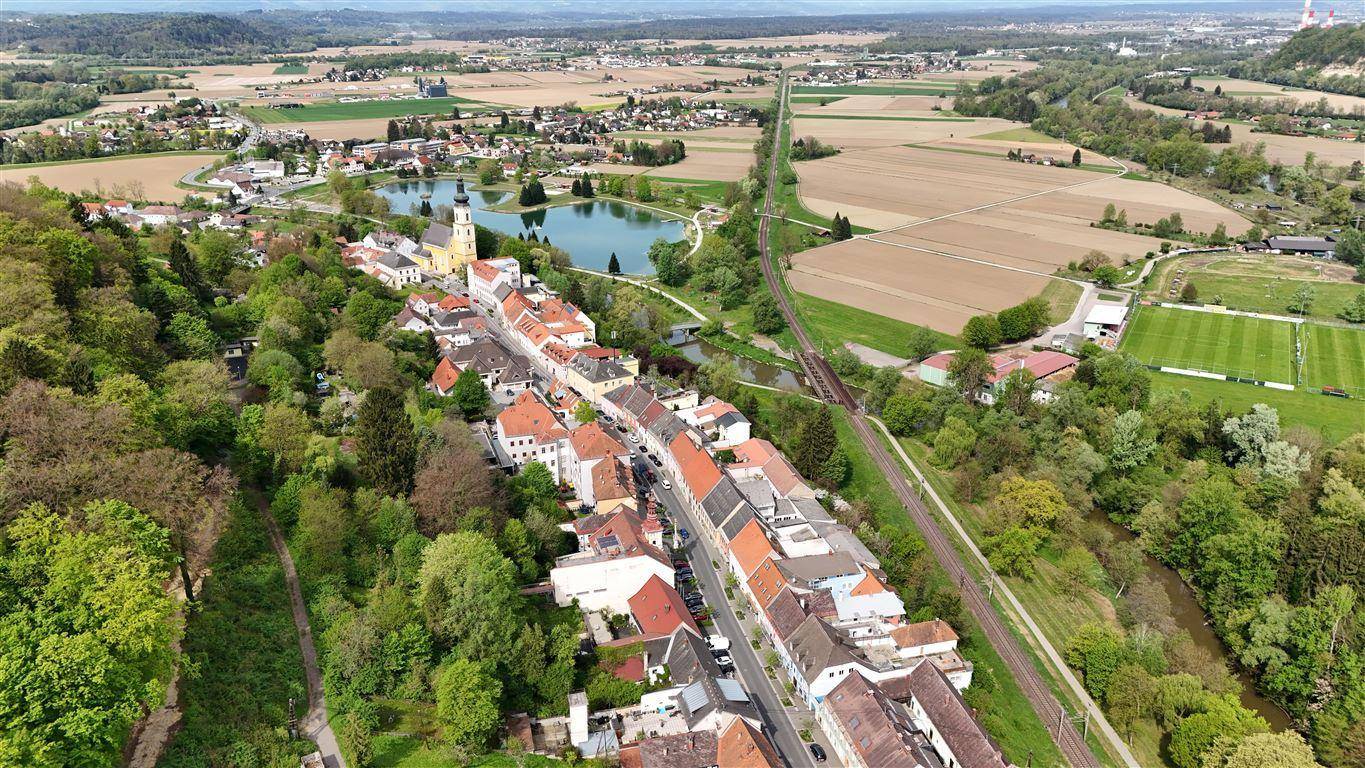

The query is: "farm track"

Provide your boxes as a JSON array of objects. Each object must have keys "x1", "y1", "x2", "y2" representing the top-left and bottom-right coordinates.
[{"x1": 759, "y1": 72, "x2": 1107, "y2": 768}]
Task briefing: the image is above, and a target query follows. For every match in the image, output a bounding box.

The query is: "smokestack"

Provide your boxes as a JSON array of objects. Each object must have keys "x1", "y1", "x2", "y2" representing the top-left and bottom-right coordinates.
[
  {"x1": 1300, "y1": 0, "x2": 1316, "y2": 29},
  {"x1": 1325, "y1": 9, "x2": 1336, "y2": 27}
]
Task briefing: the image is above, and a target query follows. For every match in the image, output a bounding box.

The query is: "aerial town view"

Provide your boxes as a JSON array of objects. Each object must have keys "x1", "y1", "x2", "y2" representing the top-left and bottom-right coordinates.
[{"x1": 0, "y1": 1, "x2": 1363, "y2": 767}]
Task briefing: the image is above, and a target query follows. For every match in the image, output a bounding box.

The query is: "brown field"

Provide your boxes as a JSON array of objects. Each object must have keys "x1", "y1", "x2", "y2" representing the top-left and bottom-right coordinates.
[
  {"x1": 795, "y1": 93, "x2": 954, "y2": 116},
  {"x1": 932, "y1": 60, "x2": 1039, "y2": 81},
  {"x1": 790, "y1": 115, "x2": 1014, "y2": 150},
  {"x1": 789, "y1": 144, "x2": 1250, "y2": 332},
  {"x1": 583, "y1": 163, "x2": 657, "y2": 177},
  {"x1": 927, "y1": 137, "x2": 1085, "y2": 159},
  {"x1": 789, "y1": 239, "x2": 1050, "y2": 333},
  {"x1": 645, "y1": 150, "x2": 750, "y2": 181},
  {"x1": 3, "y1": 153, "x2": 221, "y2": 203},
  {"x1": 281, "y1": 118, "x2": 394, "y2": 141},
  {"x1": 660, "y1": 33, "x2": 889, "y2": 48},
  {"x1": 1191, "y1": 77, "x2": 1365, "y2": 114}
]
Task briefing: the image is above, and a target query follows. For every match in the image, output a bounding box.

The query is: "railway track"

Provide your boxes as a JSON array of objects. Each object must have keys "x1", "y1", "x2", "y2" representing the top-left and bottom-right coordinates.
[{"x1": 758, "y1": 73, "x2": 1102, "y2": 768}]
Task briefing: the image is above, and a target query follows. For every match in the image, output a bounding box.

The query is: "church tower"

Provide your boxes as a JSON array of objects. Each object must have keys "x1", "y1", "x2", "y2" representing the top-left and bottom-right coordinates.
[
  {"x1": 447, "y1": 176, "x2": 477, "y2": 270},
  {"x1": 425, "y1": 177, "x2": 480, "y2": 274}
]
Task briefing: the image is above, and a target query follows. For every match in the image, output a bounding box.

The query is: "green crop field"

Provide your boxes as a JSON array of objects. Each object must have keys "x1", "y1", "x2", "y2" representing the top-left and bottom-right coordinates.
[
  {"x1": 1120, "y1": 305, "x2": 1296, "y2": 383},
  {"x1": 792, "y1": 84, "x2": 956, "y2": 96},
  {"x1": 240, "y1": 96, "x2": 493, "y2": 123},
  {"x1": 271, "y1": 63, "x2": 309, "y2": 75},
  {"x1": 1302, "y1": 323, "x2": 1365, "y2": 394}
]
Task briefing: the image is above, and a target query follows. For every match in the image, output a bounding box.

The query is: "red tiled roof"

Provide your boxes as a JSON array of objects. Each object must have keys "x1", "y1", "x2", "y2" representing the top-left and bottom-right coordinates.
[
  {"x1": 891, "y1": 618, "x2": 959, "y2": 650},
  {"x1": 570, "y1": 422, "x2": 627, "y2": 460},
  {"x1": 497, "y1": 390, "x2": 567, "y2": 441},
  {"x1": 729, "y1": 518, "x2": 776, "y2": 579},
  {"x1": 470, "y1": 259, "x2": 501, "y2": 281},
  {"x1": 436, "y1": 294, "x2": 470, "y2": 311},
  {"x1": 430, "y1": 357, "x2": 461, "y2": 394},
  {"x1": 670, "y1": 431, "x2": 722, "y2": 500},
  {"x1": 718, "y1": 717, "x2": 782, "y2": 768},
  {"x1": 628, "y1": 574, "x2": 699, "y2": 635},
  {"x1": 746, "y1": 557, "x2": 789, "y2": 608}
]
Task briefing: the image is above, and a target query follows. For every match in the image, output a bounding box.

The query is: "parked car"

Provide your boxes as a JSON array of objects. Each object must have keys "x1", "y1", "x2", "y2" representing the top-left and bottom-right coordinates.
[
  {"x1": 651, "y1": 456, "x2": 663, "y2": 468},
  {"x1": 615, "y1": 424, "x2": 627, "y2": 433},
  {"x1": 713, "y1": 653, "x2": 733, "y2": 667},
  {"x1": 661, "y1": 479, "x2": 672, "y2": 490},
  {"x1": 674, "y1": 559, "x2": 690, "y2": 568},
  {"x1": 679, "y1": 528, "x2": 689, "y2": 540},
  {"x1": 809, "y1": 744, "x2": 827, "y2": 763},
  {"x1": 629, "y1": 433, "x2": 639, "y2": 443}
]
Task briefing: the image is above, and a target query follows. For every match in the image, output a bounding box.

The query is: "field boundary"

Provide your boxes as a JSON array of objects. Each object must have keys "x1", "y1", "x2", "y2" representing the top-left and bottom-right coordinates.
[{"x1": 1147, "y1": 300, "x2": 1306, "y2": 325}]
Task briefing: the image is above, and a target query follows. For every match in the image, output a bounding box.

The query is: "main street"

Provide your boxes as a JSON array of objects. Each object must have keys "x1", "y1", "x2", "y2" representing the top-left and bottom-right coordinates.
[
  {"x1": 650, "y1": 473, "x2": 823, "y2": 768},
  {"x1": 757, "y1": 71, "x2": 1124, "y2": 768}
]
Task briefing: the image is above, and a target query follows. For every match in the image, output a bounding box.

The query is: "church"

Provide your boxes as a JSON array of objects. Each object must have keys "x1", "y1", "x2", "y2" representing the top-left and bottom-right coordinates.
[{"x1": 419, "y1": 177, "x2": 478, "y2": 274}]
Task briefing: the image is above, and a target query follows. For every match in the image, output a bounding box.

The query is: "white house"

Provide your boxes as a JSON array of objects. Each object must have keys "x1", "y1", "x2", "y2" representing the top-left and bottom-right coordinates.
[
  {"x1": 1083, "y1": 303, "x2": 1129, "y2": 340},
  {"x1": 467, "y1": 257, "x2": 523, "y2": 306},
  {"x1": 495, "y1": 390, "x2": 570, "y2": 482},
  {"x1": 550, "y1": 509, "x2": 674, "y2": 613}
]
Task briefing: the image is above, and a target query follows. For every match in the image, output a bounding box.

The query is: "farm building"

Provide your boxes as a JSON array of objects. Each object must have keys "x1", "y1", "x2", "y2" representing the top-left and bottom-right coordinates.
[
  {"x1": 1083, "y1": 304, "x2": 1129, "y2": 340},
  {"x1": 1265, "y1": 236, "x2": 1337, "y2": 257},
  {"x1": 917, "y1": 350, "x2": 1079, "y2": 404}
]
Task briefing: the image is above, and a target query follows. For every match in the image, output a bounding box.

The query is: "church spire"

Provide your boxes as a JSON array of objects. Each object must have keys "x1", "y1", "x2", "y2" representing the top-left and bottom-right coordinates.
[{"x1": 454, "y1": 176, "x2": 470, "y2": 205}]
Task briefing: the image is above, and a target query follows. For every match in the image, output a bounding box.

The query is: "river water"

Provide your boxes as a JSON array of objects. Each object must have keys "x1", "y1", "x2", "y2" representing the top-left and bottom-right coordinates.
[
  {"x1": 1086, "y1": 510, "x2": 1292, "y2": 729},
  {"x1": 375, "y1": 179, "x2": 686, "y2": 274},
  {"x1": 676, "y1": 339, "x2": 808, "y2": 393}
]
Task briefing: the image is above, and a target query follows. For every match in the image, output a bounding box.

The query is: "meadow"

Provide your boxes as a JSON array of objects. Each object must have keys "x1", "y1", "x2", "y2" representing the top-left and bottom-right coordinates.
[
  {"x1": 794, "y1": 83, "x2": 957, "y2": 96},
  {"x1": 1147, "y1": 253, "x2": 1363, "y2": 321},
  {"x1": 1120, "y1": 305, "x2": 1296, "y2": 383},
  {"x1": 241, "y1": 96, "x2": 493, "y2": 123}
]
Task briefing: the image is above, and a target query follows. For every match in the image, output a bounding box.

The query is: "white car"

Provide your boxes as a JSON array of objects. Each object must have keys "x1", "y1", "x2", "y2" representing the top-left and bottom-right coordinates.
[
  {"x1": 629, "y1": 433, "x2": 639, "y2": 443},
  {"x1": 714, "y1": 653, "x2": 733, "y2": 667},
  {"x1": 661, "y1": 480, "x2": 672, "y2": 490}
]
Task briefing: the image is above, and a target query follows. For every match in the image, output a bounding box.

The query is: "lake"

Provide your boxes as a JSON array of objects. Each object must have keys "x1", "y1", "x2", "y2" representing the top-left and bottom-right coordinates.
[{"x1": 375, "y1": 179, "x2": 687, "y2": 275}]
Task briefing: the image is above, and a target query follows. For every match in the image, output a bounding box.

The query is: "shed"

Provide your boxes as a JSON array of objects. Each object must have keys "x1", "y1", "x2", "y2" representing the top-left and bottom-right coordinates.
[{"x1": 1083, "y1": 304, "x2": 1129, "y2": 340}]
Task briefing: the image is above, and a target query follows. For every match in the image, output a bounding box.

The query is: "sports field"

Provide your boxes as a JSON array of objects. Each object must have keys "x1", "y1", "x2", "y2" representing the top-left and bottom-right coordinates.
[
  {"x1": 1303, "y1": 323, "x2": 1365, "y2": 395},
  {"x1": 241, "y1": 96, "x2": 493, "y2": 123},
  {"x1": 1120, "y1": 305, "x2": 1296, "y2": 384}
]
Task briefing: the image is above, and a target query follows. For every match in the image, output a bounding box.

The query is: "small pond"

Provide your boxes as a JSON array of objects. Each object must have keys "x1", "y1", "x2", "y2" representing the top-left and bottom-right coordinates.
[{"x1": 375, "y1": 179, "x2": 687, "y2": 275}]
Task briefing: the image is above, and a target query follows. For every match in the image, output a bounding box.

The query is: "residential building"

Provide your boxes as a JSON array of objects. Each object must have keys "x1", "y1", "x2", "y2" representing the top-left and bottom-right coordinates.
[
  {"x1": 495, "y1": 390, "x2": 570, "y2": 481},
  {"x1": 467, "y1": 257, "x2": 523, "y2": 306},
  {"x1": 566, "y1": 421, "x2": 630, "y2": 507},
  {"x1": 565, "y1": 353, "x2": 635, "y2": 402},
  {"x1": 818, "y1": 670, "x2": 938, "y2": 768},
  {"x1": 677, "y1": 396, "x2": 751, "y2": 449},
  {"x1": 550, "y1": 507, "x2": 673, "y2": 612},
  {"x1": 628, "y1": 574, "x2": 699, "y2": 636},
  {"x1": 904, "y1": 663, "x2": 1010, "y2": 768}
]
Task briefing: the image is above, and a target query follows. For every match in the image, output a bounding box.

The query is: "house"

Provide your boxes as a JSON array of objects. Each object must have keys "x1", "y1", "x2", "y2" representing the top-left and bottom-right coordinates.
[
  {"x1": 891, "y1": 619, "x2": 960, "y2": 661},
  {"x1": 565, "y1": 353, "x2": 635, "y2": 402},
  {"x1": 918, "y1": 349, "x2": 1079, "y2": 404},
  {"x1": 903, "y1": 663, "x2": 1010, "y2": 768},
  {"x1": 677, "y1": 396, "x2": 751, "y2": 449},
  {"x1": 429, "y1": 357, "x2": 463, "y2": 396},
  {"x1": 817, "y1": 671, "x2": 938, "y2": 768},
  {"x1": 628, "y1": 574, "x2": 699, "y2": 636},
  {"x1": 367, "y1": 251, "x2": 421, "y2": 288},
  {"x1": 135, "y1": 205, "x2": 181, "y2": 227},
  {"x1": 622, "y1": 731, "x2": 717, "y2": 768},
  {"x1": 589, "y1": 459, "x2": 638, "y2": 513},
  {"x1": 1082, "y1": 304, "x2": 1129, "y2": 340},
  {"x1": 420, "y1": 177, "x2": 478, "y2": 274},
  {"x1": 496, "y1": 390, "x2": 570, "y2": 481},
  {"x1": 551, "y1": 506, "x2": 674, "y2": 612},
  {"x1": 467, "y1": 257, "x2": 523, "y2": 307},
  {"x1": 1266, "y1": 235, "x2": 1336, "y2": 257},
  {"x1": 727, "y1": 438, "x2": 817, "y2": 503},
  {"x1": 446, "y1": 339, "x2": 534, "y2": 394},
  {"x1": 715, "y1": 717, "x2": 782, "y2": 768},
  {"x1": 780, "y1": 614, "x2": 918, "y2": 708},
  {"x1": 566, "y1": 421, "x2": 631, "y2": 507}
]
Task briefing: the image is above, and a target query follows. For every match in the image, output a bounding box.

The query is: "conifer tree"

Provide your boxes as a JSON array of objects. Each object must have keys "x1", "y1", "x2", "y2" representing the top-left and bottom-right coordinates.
[
  {"x1": 355, "y1": 387, "x2": 418, "y2": 496},
  {"x1": 608, "y1": 252, "x2": 621, "y2": 274},
  {"x1": 793, "y1": 407, "x2": 837, "y2": 479}
]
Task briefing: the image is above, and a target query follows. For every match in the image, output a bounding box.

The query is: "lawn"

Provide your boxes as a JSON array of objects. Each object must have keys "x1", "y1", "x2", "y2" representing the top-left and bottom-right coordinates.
[
  {"x1": 1120, "y1": 305, "x2": 1296, "y2": 383},
  {"x1": 1149, "y1": 371, "x2": 1363, "y2": 442},
  {"x1": 272, "y1": 63, "x2": 309, "y2": 75},
  {"x1": 1147, "y1": 253, "x2": 1363, "y2": 320},
  {"x1": 1038, "y1": 279, "x2": 1084, "y2": 324},
  {"x1": 1302, "y1": 323, "x2": 1365, "y2": 395},
  {"x1": 794, "y1": 292, "x2": 957, "y2": 358},
  {"x1": 793, "y1": 84, "x2": 957, "y2": 96},
  {"x1": 0, "y1": 149, "x2": 224, "y2": 171},
  {"x1": 241, "y1": 96, "x2": 494, "y2": 123},
  {"x1": 976, "y1": 127, "x2": 1068, "y2": 143}
]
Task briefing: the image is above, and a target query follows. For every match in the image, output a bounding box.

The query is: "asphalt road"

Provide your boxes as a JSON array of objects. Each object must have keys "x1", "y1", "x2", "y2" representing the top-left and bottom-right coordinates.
[{"x1": 648, "y1": 471, "x2": 823, "y2": 768}]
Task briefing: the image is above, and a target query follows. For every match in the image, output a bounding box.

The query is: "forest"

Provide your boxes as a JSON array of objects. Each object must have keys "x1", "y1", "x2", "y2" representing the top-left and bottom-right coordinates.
[{"x1": 874, "y1": 342, "x2": 1364, "y2": 767}]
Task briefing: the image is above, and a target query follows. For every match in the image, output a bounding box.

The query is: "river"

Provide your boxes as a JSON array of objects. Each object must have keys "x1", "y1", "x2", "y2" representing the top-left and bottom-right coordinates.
[
  {"x1": 1086, "y1": 510, "x2": 1292, "y2": 729},
  {"x1": 676, "y1": 338, "x2": 809, "y2": 393},
  {"x1": 375, "y1": 179, "x2": 686, "y2": 274}
]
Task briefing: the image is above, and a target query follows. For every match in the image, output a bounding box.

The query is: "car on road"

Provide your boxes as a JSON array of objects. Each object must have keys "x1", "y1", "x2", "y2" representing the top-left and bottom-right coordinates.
[
  {"x1": 679, "y1": 527, "x2": 689, "y2": 540},
  {"x1": 629, "y1": 433, "x2": 639, "y2": 443},
  {"x1": 808, "y1": 744, "x2": 827, "y2": 762},
  {"x1": 650, "y1": 456, "x2": 663, "y2": 468},
  {"x1": 713, "y1": 652, "x2": 733, "y2": 666},
  {"x1": 615, "y1": 424, "x2": 627, "y2": 433},
  {"x1": 661, "y1": 479, "x2": 672, "y2": 490},
  {"x1": 673, "y1": 559, "x2": 689, "y2": 568}
]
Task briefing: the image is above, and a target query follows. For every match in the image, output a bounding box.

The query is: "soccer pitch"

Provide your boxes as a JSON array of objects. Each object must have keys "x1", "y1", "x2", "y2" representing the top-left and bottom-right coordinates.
[
  {"x1": 1120, "y1": 305, "x2": 1296, "y2": 384},
  {"x1": 1303, "y1": 323, "x2": 1365, "y2": 395}
]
